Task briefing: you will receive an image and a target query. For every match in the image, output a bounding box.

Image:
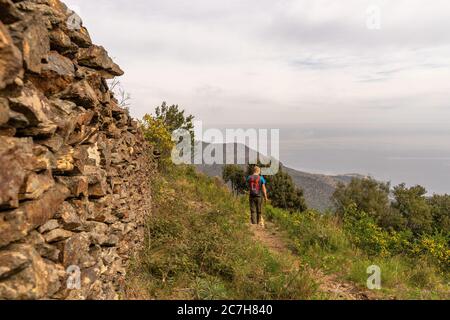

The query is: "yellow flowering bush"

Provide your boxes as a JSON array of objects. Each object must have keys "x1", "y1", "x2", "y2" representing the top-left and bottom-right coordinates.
[
  {"x1": 141, "y1": 114, "x2": 174, "y2": 166},
  {"x1": 411, "y1": 234, "x2": 450, "y2": 269},
  {"x1": 343, "y1": 204, "x2": 393, "y2": 256}
]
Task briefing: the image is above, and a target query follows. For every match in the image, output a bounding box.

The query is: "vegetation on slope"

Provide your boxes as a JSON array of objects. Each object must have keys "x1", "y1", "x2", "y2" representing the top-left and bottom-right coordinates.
[
  {"x1": 128, "y1": 104, "x2": 448, "y2": 300},
  {"x1": 126, "y1": 165, "x2": 318, "y2": 299},
  {"x1": 265, "y1": 204, "x2": 449, "y2": 300}
]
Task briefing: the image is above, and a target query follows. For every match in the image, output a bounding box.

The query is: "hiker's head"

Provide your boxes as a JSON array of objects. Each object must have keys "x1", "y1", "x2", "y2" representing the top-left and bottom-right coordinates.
[{"x1": 253, "y1": 166, "x2": 261, "y2": 175}]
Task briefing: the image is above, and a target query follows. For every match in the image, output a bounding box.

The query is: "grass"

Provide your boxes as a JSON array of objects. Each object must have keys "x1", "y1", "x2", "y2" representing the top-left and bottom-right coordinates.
[
  {"x1": 125, "y1": 165, "x2": 318, "y2": 300},
  {"x1": 265, "y1": 206, "x2": 450, "y2": 300},
  {"x1": 125, "y1": 164, "x2": 449, "y2": 300}
]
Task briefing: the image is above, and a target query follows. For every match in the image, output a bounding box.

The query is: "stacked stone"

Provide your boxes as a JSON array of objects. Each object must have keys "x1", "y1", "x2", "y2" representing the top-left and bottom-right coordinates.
[{"x1": 0, "y1": 0, "x2": 154, "y2": 299}]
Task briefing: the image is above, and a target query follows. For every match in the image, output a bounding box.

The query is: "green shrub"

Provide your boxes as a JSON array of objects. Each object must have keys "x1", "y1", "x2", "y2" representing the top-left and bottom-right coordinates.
[
  {"x1": 265, "y1": 202, "x2": 449, "y2": 299},
  {"x1": 411, "y1": 233, "x2": 450, "y2": 270}
]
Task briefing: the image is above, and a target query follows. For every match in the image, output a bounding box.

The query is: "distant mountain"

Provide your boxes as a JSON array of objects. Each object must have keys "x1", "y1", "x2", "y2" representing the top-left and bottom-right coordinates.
[
  {"x1": 283, "y1": 167, "x2": 365, "y2": 211},
  {"x1": 194, "y1": 142, "x2": 365, "y2": 211}
]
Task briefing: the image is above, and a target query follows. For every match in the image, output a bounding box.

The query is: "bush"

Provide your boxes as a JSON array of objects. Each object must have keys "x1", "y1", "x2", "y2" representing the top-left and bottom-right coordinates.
[
  {"x1": 141, "y1": 114, "x2": 174, "y2": 166},
  {"x1": 429, "y1": 194, "x2": 450, "y2": 233},
  {"x1": 392, "y1": 184, "x2": 433, "y2": 235},
  {"x1": 411, "y1": 233, "x2": 450, "y2": 270},
  {"x1": 333, "y1": 178, "x2": 395, "y2": 227},
  {"x1": 265, "y1": 203, "x2": 449, "y2": 299},
  {"x1": 265, "y1": 168, "x2": 307, "y2": 213}
]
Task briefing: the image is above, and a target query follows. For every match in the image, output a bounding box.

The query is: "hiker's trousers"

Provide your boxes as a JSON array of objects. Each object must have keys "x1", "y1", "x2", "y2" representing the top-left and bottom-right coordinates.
[{"x1": 249, "y1": 196, "x2": 263, "y2": 225}]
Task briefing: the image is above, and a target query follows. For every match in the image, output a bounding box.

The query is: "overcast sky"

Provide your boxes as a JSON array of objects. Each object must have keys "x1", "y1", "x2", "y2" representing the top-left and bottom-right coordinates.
[
  {"x1": 65, "y1": 0, "x2": 450, "y2": 128},
  {"x1": 63, "y1": 0, "x2": 450, "y2": 191}
]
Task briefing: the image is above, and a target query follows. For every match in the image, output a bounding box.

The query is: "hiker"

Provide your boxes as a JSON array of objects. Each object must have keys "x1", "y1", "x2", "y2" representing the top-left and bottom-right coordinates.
[{"x1": 247, "y1": 166, "x2": 268, "y2": 226}]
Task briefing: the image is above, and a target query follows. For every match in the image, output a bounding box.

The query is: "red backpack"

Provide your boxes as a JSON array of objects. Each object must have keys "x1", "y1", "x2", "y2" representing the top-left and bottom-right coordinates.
[{"x1": 249, "y1": 175, "x2": 261, "y2": 197}]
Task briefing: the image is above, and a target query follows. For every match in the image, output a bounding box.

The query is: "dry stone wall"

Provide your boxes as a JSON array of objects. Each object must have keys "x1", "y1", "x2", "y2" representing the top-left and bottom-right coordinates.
[{"x1": 0, "y1": 0, "x2": 154, "y2": 299}]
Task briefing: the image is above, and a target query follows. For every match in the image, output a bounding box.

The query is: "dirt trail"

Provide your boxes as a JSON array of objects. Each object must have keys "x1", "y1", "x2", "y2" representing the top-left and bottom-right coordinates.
[{"x1": 251, "y1": 222, "x2": 376, "y2": 300}]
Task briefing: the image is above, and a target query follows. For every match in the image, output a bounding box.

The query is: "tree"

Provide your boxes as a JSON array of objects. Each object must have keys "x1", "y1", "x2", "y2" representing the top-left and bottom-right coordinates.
[
  {"x1": 332, "y1": 178, "x2": 404, "y2": 230},
  {"x1": 428, "y1": 194, "x2": 450, "y2": 233},
  {"x1": 264, "y1": 167, "x2": 307, "y2": 213},
  {"x1": 224, "y1": 163, "x2": 307, "y2": 213},
  {"x1": 155, "y1": 102, "x2": 195, "y2": 145},
  {"x1": 142, "y1": 103, "x2": 195, "y2": 167},
  {"x1": 392, "y1": 184, "x2": 433, "y2": 235},
  {"x1": 247, "y1": 164, "x2": 307, "y2": 213},
  {"x1": 222, "y1": 165, "x2": 246, "y2": 195}
]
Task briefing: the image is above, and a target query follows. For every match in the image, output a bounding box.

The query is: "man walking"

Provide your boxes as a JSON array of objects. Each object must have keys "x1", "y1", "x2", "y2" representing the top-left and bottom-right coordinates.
[{"x1": 247, "y1": 166, "x2": 268, "y2": 226}]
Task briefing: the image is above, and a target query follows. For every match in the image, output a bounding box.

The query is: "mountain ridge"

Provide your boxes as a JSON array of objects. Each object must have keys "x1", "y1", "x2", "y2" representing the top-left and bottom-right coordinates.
[{"x1": 194, "y1": 142, "x2": 366, "y2": 211}]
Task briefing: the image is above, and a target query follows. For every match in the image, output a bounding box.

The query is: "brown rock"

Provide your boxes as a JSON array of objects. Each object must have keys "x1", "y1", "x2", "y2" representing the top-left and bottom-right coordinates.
[
  {"x1": 0, "y1": 22, "x2": 23, "y2": 90},
  {"x1": 45, "y1": 0, "x2": 70, "y2": 15},
  {"x1": 0, "y1": 244, "x2": 59, "y2": 299},
  {"x1": 70, "y1": 198, "x2": 91, "y2": 223},
  {"x1": 15, "y1": 1, "x2": 65, "y2": 26},
  {"x1": 32, "y1": 144, "x2": 55, "y2": 171},
  {"x1": 0, "y1": 1, "x2": 154, "y2": 299},
  {"x1": 61, "y1": 79, "x2": 98, "y2": 108},
  {"x1": 37, "y1": 243, "x2": 61, "y2": 263},
  {"x1": 57, "y1": 202, "x2": 83, "y2": 231},
  {"x1": 0, "y1": 0, "x2": 23, "y2": 24},
  {"x1": 68, "y1": 26, "x2": 92, "y2": 48},
  {"x1": 49, "y1": 29, "x2": 76, "y2": 53},
  {"x1": 54, "y1": 145, "x2": 75, "y2": 172},
  {"x1": 39, "y1": 219, "x2": 60, "y2": 234},
  {"x1": 19, "y1": 171, "x2": 55, "y2": 200},
  {"x1": 24, "y1": 230, "x2": 60, "y2": 262},
  {"x1": 76, "y1": 109, "x2": 95, "y2": 126},
  {"x1": 56, "y1": 175, "x2": 88, "y2": 198},
  {"x1": 83, "y1": 166, "x2": 109, "y2": 198},
  {"x1": 21, "y1": 17, "x2": 50, "y2": 74},
  {"x1": 0, "y1": 137, "x2": 30, "y2": 209},
  {"x1": 0, "y1": 184, "x2": 69, "y2": 247},
  {"x1": 0, "y1": 126, "x2": 15, "y2": 136},
  {"x1": 44, "y1": 228, "x2": 72, "y2": 243},
  {"x1": 37, "y1": 134, "x2": 64, "y2": 152},
  {"x1": 63, "y1": 232, "x2": 95, "y2": 268},
  {"x1": 75, "y1": 143, "x2": 101, "y2": 167},
  {"x1": 0, "y1": 97, "x2": 10, "y2": 125},
  {"x1": 7, "y1": 109, "x2": 29, "y2": 128},
  {"x1": 0, "y1": 248, "x2": 31, "y2": 279},
  {"x1": 20, "y1": 121, "x2": 57, "y2": 137},
  {"x1": 77, "y1": 45, "x2": 124, "y2": 78},
  {"x1": 50, "y1": 98, "x2": 75, "y2": 115},
  {"x1": 8, "y1": 82, "x2": 52, "y2": 126},
  {"x1": 40, "y1": 51, "x2": 75, "y2": 93}
]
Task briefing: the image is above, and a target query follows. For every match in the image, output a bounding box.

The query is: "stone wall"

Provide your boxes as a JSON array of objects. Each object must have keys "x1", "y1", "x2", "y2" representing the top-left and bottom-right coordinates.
[{"x1": 0, "y1": 0, "x2": 154, "y2": 299}]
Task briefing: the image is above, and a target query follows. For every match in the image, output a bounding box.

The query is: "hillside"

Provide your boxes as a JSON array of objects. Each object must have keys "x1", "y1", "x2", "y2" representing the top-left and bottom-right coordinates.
[
  {"x1": 195, "y1": 142, "x2": 365, "y2": 211},
  {"x1": 125, "y1": 165, "x2": 318, "y2": 299},
  {"x1": 126, "y1": 165, "x2": 449, "y2": 300},
  {"x1": 125, "y1": 165, "x2": 382, "y2": 300}
]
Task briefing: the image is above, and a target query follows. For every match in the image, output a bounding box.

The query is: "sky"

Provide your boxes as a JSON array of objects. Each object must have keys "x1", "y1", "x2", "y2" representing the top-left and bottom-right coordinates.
[{"x1": 65, "y1": 0, "x2": 450, "y2": 193}]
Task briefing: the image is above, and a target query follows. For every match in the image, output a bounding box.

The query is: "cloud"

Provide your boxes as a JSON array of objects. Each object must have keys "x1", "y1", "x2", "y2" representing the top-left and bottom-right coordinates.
[{"x1": 64, "y1": 0, "x2": 450, "y2": 129}]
